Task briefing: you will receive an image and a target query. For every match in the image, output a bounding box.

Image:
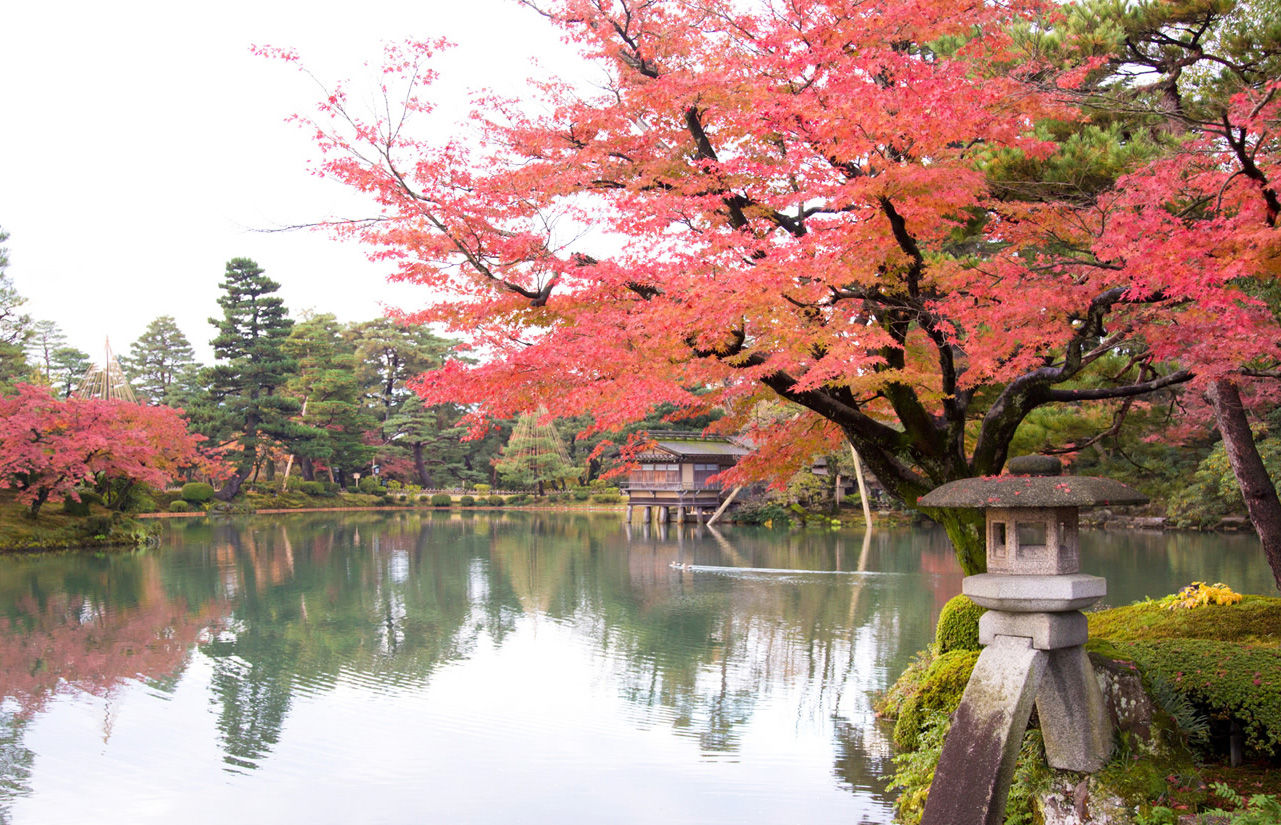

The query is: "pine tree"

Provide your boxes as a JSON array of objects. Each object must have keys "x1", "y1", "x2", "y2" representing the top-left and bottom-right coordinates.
[
  {"x1": 282, "y1": 314, "x2": 374, "y2": 485},
  {"x1": 49, "y1": 347, "x2": 91, "y2": 399},
  {"x1": 122, "y1": 315, "x2": 200, "y2": 407},
  {"x1": 25, "y1": 320, "x2": 65, "y2": 383},
  {"x1": 494, "y1": 411, "x2": 579, "y2": 495},
  {"x1": 200, "y1": 258, "x2": 297, "y2": 499},
  {"x1": 0, "y1": 227, "x2": 33, "y2": 384}
]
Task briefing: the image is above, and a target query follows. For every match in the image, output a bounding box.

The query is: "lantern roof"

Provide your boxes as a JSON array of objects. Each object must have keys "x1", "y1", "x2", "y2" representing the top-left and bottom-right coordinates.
[{"x1": 918, "y1": 474, "x2": 1148, "y2": 510}]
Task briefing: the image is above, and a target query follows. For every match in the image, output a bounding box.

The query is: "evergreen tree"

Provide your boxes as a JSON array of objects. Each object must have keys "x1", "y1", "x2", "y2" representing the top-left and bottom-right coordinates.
[
  {"x1": 122, "y1": 315, "x2": 200, "y2": 407},
  {"x1": 494, "y1": 411, "x2": 579, "y2": 495},
  {"x1": 200, "y1": 258, "x2": 297, "y2": 499},
  {"x1": 349, "y1": 318, "x2": 459, "y2": 485},
  {"x1": 282, "y1": 314, "x2": 374, "y2": 485},
  {"x1": 0, "y1": 227, "x2": 32, "y2": 384},
  {"x1": 25, "y1": 320, "x2": 65, "y2": 383},
  {"x1": 49, "y1": 347, "x2": 92, "y2": 398}
]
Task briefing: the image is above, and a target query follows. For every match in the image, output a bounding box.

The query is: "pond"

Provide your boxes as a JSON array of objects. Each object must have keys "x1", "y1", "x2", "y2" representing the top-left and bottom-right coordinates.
[{"x1": 0, "y1": 512, "x2": 1273, "y2": 824}]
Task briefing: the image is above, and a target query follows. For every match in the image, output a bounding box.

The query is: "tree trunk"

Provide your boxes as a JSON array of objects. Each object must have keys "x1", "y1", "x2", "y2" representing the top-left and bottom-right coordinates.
[
  {"x1": 1209, "y1": 377, "x2": 1281, "y2": 591},
  {"x1": 299, "y1": 456, "x2": 315, "y2": 482},
  {"x1": 935, "y1": 508, "x2": 987, "y2": 576},
  {"x1": 215, "y1": 466, "x2": 250, "y2": 501},
  {"x1": 412, "y1": 442, "x2": 431, "y2": 487}
]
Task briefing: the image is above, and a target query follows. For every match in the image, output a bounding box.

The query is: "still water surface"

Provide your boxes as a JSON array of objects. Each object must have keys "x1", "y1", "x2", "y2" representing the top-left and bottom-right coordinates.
[{"x1": 0, "y1": 512, "x2": 1272, "y2": 825}]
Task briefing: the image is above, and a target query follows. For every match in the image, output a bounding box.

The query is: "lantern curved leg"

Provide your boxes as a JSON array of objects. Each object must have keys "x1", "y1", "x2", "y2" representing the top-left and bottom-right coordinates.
[{"x1": 921, "y1": 635, "x2": 1047, "y2": 825}]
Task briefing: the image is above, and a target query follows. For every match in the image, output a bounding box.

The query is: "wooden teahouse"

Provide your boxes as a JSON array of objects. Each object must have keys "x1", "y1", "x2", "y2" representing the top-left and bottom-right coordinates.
[{"x1": 624, "y1": 432, "x2": 750, "y2": 523}]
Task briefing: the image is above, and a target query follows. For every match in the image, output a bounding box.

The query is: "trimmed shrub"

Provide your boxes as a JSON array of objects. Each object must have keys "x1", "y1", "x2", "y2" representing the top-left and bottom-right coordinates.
[
  {"x1": 459, "y1": 495, "x2": 476, "y2": 507},
  {"x1": 935, "y1": 594, "x2": 985, "y2": 654},
  {"x1": 571, "y1": 488, "x2": 591, "y2": 501},
  {"x1": 474, "y1": 483, "x2": 491, "y2": 495},
  {"x1": 506, "y1": 494, "x2": 527, "y2": 505},
  {"x1": 430, "y1": 493, "x2": 453, "y2": 507},
  {"x1": 487, "y1": 495, "x2": 504, "y2": 506},
  {"x1": 181, "y1": 482, "x2": 216, "y2": 503},
  {"x1": 169, "y1": 500, "x2": 191, "y2": 513},
  {"x1": 590, "y1": 490, "x2": 623, "y2": 504},
  {"x1": 357, "y1": 476, "x2": 382, "y2": 494},
  {"x1": 299, "y1": 481, "x2": 325, "y2": 496},
  {"x1": 62, "y1": 496, "x2": 92, "y2": 517}
]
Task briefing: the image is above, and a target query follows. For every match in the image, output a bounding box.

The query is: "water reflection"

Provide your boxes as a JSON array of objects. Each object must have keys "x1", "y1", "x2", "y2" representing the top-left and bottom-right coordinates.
[{"x1": 0, "y1": 513, "x2": 1272, "y2": 824}]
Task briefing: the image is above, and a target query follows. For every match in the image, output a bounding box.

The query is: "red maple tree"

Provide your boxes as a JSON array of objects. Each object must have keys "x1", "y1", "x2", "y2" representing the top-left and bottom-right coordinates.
[
  {"x1": 278, "y1": 0, "x2": 1280, "y2": 573},
  {"x1": 0, "y1": 384, "x2": 219, "y2": 517}
]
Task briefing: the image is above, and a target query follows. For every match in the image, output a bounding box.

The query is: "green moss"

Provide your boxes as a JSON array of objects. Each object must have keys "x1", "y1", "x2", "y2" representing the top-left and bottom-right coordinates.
[
  {"x1": 1088, "y1": 595, "x2": 1281, "y2": 646},
  {"x1": 935, "y1": 594, "x2": 986, "y2": 653},
  {"x1": 1110, "y1": 639, "x2": 1281, "y2": 757},
  {"x1": 1090, "y1": 595, "x2": 1281, "y2": 759},
  {"x1": 893, "y1": 650, "x2": 979, "y2": 750}
]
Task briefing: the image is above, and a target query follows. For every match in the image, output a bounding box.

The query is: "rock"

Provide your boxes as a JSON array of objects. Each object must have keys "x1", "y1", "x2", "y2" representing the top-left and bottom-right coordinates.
[
  {"x1": 1090, "y1": 654, "x2": 1154, "y2": 743},
  {"x1": 1040, "y1": 777, "x2": 1131, "y2": 825}
]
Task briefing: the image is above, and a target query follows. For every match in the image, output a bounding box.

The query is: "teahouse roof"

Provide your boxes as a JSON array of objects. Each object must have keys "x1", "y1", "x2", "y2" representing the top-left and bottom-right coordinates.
[
  {"x1": 636, "y1": 432, "x2": 752, "y2": 461},
  {"x1": 918, "y1": 475, "x2": 1148, "y2": 509}
]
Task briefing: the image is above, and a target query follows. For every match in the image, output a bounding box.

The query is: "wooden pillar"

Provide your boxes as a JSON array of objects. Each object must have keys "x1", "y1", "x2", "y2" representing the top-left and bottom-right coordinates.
[{"x1": 676, "y1": 506, "x2": 685, "y2": 524}]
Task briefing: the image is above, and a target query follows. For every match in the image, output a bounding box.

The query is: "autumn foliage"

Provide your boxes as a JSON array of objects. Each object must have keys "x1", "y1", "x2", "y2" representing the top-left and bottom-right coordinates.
[
  {"x1": 0, "y1": 383, "x2": 219, "y2": 517},
  {"x1": 279, "y1": 0, "x2": 1281, "y2": 572}
]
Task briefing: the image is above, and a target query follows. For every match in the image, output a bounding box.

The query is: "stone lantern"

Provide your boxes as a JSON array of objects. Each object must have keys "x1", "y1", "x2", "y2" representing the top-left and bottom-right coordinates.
[{"x1": 916, "y1": 456, "x2": 1147, "y2": 825}]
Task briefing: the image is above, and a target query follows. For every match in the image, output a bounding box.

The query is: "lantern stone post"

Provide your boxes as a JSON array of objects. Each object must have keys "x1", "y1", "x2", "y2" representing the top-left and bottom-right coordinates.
[{"x1": 916, "y1": 456, "x2": 1147, "y2": 825}]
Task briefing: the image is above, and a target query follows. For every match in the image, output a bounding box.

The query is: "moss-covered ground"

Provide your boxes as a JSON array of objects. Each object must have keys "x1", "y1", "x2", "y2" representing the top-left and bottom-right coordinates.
[{"x1": 0, "y1": 492, "x2": 157, "y2": 552}]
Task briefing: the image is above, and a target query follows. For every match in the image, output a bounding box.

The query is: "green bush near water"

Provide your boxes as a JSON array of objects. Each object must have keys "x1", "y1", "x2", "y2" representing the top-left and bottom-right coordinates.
[
  {"x1": 299, "y1": 481, "x2": 325, "y2": 496},
  {"x1": 430, "y1": 493, "x2": 452, "y2": 507},
  {"x1": 169, "y1": 500, "x2": 191, "y2": 513},
  {"x1": 459, "y1": 495, "x2": 475, "y2": 507},
  {"x1": 61, "y1": 496, "x2": 91, "y2": 517},
  {"x1": 180, "y1": 482, "x2": 215, "y2": 504}
]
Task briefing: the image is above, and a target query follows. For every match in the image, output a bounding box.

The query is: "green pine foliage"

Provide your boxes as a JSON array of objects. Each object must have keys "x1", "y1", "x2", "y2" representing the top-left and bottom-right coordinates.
[
  {"x1": 494, "y1": 411, "x2": 579, "y2": 492},
  {"x1": 121, "y1": 315, "x2": 200, "y2": 407},
  {"x1": 283, "y1": 314, "x2": 375, "y2": 481},
  {"x1": 196, "y1": 258, "x2": 298, "y2": 494},
  {"x1": 0, "y1": 226, "x2": 34, "y2": 386}
]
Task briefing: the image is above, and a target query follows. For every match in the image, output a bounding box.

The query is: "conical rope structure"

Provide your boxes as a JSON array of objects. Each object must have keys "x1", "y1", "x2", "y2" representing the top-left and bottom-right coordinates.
[{"x1": 73, "y1": 339, "x2": 137, "y2": 403}]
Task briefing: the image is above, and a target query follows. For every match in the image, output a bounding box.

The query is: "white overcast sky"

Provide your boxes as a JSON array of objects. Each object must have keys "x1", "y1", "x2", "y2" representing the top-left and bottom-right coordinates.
[{"x1": 0, "y1": 0, "x2": 579, "y2": 363}]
